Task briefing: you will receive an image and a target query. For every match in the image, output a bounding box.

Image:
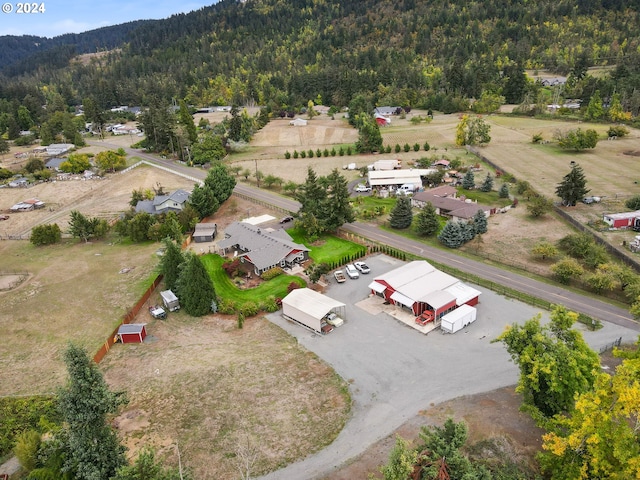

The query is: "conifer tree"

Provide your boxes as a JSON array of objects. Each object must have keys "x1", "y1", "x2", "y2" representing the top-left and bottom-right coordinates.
[
  {"x1": 58, "y1": 343, "x2": 127, "y2": 479},
  {"x1": 389, "y1": 196, "x2": 413, "y2": 229},
  {"x1": 480, "y1": 173, "x2": 493, "y2": 192},
  {"x1": 175, "y1": 252, "x2": 216, "y2": 316},
  {"x1": 556, "y1": 164, "x2": 589, "y2": 206},
  {"x1": 498, "y1": 183, "x2": 510, "y2": 198},
  {"x1": 462, "y1": 170, "x2": 475, "y2": 190},
  {"x1": 159, "y1": 238, "x2": 184, "y2": 292},
  {"x1": 204, "y1": 163, "x2": 236, "y2": 206},
  {"x1": 438, "y1": 220, "x2": 464, "y2": 248},
  {"x1": 414, "y1": 202, "x2": 440, "y2": 237},
  {"x1": 472, "y1": 209, "x2": 488, "y2": 234}
]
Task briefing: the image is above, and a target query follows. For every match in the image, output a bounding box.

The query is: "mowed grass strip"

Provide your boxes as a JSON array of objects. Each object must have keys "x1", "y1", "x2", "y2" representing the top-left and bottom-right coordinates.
[
  {"x1": 201, "y1": 254, "x2": 306, "y2": 302},
  {"x1": 286, "y1": 228, "x2": 365, "y2": 264}
]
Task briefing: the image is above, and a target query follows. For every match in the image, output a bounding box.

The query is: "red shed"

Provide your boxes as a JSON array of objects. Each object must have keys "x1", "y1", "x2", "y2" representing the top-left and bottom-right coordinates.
[{"x1": 117, "y1": 323, "x2": 147, "y2": 343}]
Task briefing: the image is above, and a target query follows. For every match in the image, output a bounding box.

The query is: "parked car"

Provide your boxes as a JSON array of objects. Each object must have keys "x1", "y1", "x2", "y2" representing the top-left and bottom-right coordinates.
[
  {"x1": 326, "y1": 312, "x2": 344, "y2": 327},
  {"x1": 354, "y1": 261, "x2": 370, "y2": 274},
  {"x1": 345, "y1": 264, "x2": 360, "y2": 279},
  {"x1": 279, "y1": 215, "x2": 294, "y2": 224},
  {"x1": 321, "y1": 323, "x2": 334, "y2": 334},
  {"x1": 149, "y1": 305, "x2": 167, "y2": 319},
  {"x1": 334, "y1": 270, "x2": 347, "y2": 283},
  {"x1": 355, "y1": 184, "x2": 372, "y2": 192}
]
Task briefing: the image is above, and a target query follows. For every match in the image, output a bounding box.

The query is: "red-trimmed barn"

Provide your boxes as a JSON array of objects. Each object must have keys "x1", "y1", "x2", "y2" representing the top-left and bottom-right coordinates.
[
  {"x1": 117, "y1": 323, "x2": 147, "y2": 343},
  {"x1": 368, "y1": 261, "x2": 481, "y2": 319}
]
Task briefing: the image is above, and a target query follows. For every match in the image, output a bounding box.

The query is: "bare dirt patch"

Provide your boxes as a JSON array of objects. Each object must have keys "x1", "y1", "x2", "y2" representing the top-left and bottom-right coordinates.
[
  {"x1": 102, "y1": 316, "x2": 349, "y2": 479},
  {"x1": 460, "y1": 204, "x2": 575, "y2": 276}
]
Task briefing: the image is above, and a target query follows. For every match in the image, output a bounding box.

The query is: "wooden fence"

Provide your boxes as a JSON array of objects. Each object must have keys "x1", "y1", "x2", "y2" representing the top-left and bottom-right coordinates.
[{"x1": 93, "y1": 274, "x2": 163, "y2": 363}]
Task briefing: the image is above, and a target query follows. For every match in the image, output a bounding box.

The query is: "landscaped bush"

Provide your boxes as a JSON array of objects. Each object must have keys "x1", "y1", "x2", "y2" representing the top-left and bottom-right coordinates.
[
  {"x1": 287, "y1": 281, "x2": 301, "y2": 292},
  {"x1": 239, "y1": 302, "x2": 260, "y2": 317},
  {"x1": 261, "y1": 267, "x2": 285, "y2": 280},
  {"x1": 216, "y1": 298, "x2": 237, "y2": 315},
  {"x1": 222, "y1": 258, "x2": 241, "y2": 277},
  {"x1": 261, "y1": 297, "x2": 281, "y2": 312}
]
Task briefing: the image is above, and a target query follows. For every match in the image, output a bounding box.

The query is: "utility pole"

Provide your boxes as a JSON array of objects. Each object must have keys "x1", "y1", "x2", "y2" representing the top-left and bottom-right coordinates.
[{"x1": 254, "y1": 158, "x2": 260, "y2": 188}]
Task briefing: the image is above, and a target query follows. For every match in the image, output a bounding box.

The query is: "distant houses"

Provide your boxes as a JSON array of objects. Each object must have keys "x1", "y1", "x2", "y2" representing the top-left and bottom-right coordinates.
[
  {"x1": 412, "y1": 186, "x2": 494, "y2": 222},
  {"x1": 134, "y1": 189, "x2": 191, "y2": 215}
]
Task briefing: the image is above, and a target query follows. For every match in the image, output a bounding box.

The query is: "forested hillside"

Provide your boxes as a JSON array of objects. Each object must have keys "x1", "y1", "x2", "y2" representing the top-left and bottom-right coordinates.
[
  {"x1": 0, "y1": 20, "x2": 151, "y2": 74},
  {"x1": 1, "y1": 0, "x2": 640, "y2": 117}
]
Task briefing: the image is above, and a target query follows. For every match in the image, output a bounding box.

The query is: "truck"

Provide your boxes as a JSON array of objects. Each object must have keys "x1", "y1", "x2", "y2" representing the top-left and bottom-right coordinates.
[
  {"x1": 440, "y1": 305, "x2": 477, "y2": 334},
  {"x1": 415, "y1": 310, "x2": 434, "y2": 326},
  {"x1": 160, "y1": 289, "x2": 180, "y2": 312},
  {"x1": 334, "y1": 270, "x2": 347, "y2": 283},
  {"x1": 149, "y1": 305, "x2": 167, "y2": 319},
  {"x1": 345, "y1": 264, "x2": 360, "y2": 279}
]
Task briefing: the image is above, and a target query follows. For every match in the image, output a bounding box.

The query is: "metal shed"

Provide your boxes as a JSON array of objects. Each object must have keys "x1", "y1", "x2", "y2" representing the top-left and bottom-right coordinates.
[
  {"x1": 281, "y1": 288, "x2": 346, "y2": 334},
  {"x1": 193, "y1": 222, "x2": 217, "y2": 242},
  {"x1": 117, "y1": 323, "x2": 147, "y2": 343}
]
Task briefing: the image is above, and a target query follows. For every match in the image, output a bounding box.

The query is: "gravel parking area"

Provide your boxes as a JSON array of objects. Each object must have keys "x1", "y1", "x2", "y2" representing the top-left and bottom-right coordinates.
[{"x1": 262, "y1": 254, "x2": 639, "y2": 480}]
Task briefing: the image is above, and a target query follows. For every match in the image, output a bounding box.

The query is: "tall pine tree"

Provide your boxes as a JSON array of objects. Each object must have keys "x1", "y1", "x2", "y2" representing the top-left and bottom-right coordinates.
[
  {"x1": 175, "y1": 252, "x2": 216, "y2": 316},
  {"x1": 159, "y1": 238, "x2": 184, "y2": 292},
  {"x1": 58, "y1": 343, "x2": 127, "y2": 480},
  {"x1": 438, "y1": 220, "x2": 465, "y2": 248},
  {"x1": 415, "y1": 202, "x2": 440, "y2": 237},
  {"x1": 389, "y1": 196, "x2": 413, "y2": 229},
  {"x1": 556, "y1": 164, "x2": 589, "y2": 206}
]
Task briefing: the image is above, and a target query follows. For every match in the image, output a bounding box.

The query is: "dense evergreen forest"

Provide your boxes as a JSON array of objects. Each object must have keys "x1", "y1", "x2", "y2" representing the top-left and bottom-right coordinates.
[{"x1": 1, "y1": 0, "x2": 640, "y2": 123}]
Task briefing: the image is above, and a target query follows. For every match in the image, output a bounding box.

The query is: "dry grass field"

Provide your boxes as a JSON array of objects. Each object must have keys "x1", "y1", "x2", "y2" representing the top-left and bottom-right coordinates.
[
  {"x1": 3, "y1": 109, "x2": 640, "y2": 478},
  {"x1": 101, "y1": 315, "x2": 349, "y2": 479}
]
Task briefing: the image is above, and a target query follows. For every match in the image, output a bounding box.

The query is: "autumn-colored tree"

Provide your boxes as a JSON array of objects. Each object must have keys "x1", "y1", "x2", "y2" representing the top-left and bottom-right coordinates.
[
  {"x1": 540, "y1": 348, "x2": 640, "y2": 479},
  {"x1": 493, "y1": 306, "x2": 600, "y2": 421}
]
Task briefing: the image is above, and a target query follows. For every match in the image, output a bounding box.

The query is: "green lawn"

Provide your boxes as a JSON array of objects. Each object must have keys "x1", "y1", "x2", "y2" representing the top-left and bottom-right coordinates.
[
  {"x1": 457, "y1": 187, "x2": 513, "y2": 207},
  {"x1": 286, "y1": 228, "x2": 366, "y2": 264},
  {"x1": 201, "y1": 254, "x2": 306, "y2": 303}
]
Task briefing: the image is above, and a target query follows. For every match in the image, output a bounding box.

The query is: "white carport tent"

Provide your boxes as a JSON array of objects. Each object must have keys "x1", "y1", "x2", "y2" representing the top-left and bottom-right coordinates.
[{"x1": 281, "y1": 288, "x2": 346, "y2": 333}]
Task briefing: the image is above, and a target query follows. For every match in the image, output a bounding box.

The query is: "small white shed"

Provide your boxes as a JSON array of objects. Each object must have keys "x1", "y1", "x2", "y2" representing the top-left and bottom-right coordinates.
[{"x1": 281, "y1": 288, "x2": 346, "y2": 333}]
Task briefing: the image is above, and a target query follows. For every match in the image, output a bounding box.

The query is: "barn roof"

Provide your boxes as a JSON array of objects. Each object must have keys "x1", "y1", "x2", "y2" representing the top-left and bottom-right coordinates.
[
  {"x1": 370, "y1": 260, "x2": 480, "y2": 307},
  {"x1": 118, "y1": 323, "x2": 146, "y2": 335},
  {"x1": 282, "y1": 288, "x2": 345, "y2": 320}
]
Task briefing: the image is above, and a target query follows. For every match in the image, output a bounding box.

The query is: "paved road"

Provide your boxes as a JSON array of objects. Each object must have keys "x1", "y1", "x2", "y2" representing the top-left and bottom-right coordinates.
[
  {"x1": 90, "y1": 144, "x2": 640, "y2": 478},
  {"x1": 259, "y1": 255, "x2": 639, "y2": 480},
  {"x1": 92, "y1": 139, "x2": 638, "y2": 328}
]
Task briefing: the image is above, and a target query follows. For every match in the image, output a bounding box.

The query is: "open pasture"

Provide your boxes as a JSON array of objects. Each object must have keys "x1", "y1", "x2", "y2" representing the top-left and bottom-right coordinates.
[
  {"x1": 0, "y1": 239, "x2": 160, "y2": 395},
  {"x1": 480, "y1": 115, "x2": 640, "y2": 200}
]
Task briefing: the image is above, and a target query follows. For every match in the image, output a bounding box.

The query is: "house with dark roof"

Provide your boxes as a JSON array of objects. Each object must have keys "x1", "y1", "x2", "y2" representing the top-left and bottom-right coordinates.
[
  {"x1": 134, "y1": 189, "x2": 191, "y2": 215},
  {"x1": 45, "y1": 157, "x2": 66, "y2": 171},
  {"x1": 218, "y1": 222, "x2": 310, "y2": 275},
  {"x1": 412, "y1": 188, "x2": 493, "y2": 221}
]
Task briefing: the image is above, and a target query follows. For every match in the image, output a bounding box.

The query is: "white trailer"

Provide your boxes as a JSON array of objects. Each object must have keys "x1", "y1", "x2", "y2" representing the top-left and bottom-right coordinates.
[
  {"x1": 440, "y1": 304, "x2": 477, "y2": 334},
  {"x1": 160, "y1": 289, "x2": 180, "y2": 312}
]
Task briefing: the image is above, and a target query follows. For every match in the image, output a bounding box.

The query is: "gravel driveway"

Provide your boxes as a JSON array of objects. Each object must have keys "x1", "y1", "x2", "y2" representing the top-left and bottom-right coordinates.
[{"x1": 260, "y1": 254, "x2": 639, "y2": 480}]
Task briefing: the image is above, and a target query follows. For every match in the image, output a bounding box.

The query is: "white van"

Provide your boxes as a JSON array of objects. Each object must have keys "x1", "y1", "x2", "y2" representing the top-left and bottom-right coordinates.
[{"x1": 397, "y1": 184, "x2": 416, "y2": 195}]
